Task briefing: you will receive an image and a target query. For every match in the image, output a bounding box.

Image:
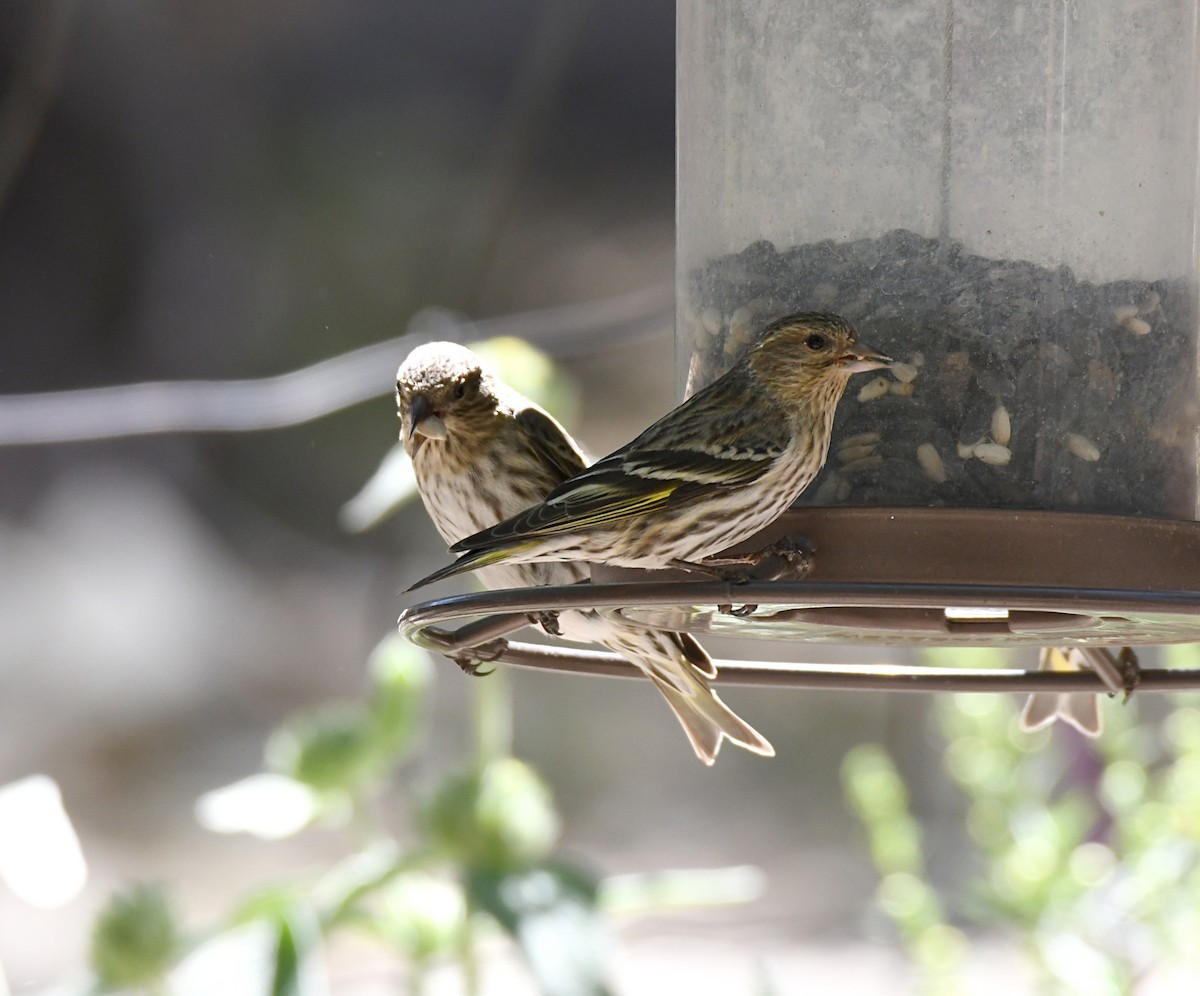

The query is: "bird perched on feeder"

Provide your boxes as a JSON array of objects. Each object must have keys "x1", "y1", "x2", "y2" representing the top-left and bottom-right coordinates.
[
  {"x1": 408, "y1": 312, "x2": 890, "y2": 589},
  {"x1": 397, "y1": 340, "x2": 773, "y2": 764}
]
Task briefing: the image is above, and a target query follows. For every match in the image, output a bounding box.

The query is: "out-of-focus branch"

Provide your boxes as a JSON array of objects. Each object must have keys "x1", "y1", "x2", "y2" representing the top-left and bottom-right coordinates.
[
  {"x1": 0, "y1": 284, "x2": 672, "y2": 446},
  {"x1": 0, "y1": 0, "x2": 77, "y2": 219}
]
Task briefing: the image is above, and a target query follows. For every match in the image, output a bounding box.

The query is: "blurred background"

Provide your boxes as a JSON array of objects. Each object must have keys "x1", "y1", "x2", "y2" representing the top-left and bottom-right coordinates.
[{"x1": 3, "y1": 3, "x2": 1199, "y2": 994}]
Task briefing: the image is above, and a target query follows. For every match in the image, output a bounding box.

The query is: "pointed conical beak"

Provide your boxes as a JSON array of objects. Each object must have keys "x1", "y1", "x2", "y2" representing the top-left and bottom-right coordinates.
[
  {"x1": 841, "y1": 342, "x2": 892, "y2": 374},
  {"x1": 408, "y1": 393, "x2": 449, "y2": 440}
]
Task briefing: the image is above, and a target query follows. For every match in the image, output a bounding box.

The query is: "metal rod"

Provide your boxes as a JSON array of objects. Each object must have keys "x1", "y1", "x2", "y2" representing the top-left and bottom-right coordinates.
[
  {"x1": 408, "y1": 611, "x2": 531, "y2": 654},
  {"x1": 398, "y1": 581, "x2": 1200, "y2": 693},
  {"x1": 447, "y1": 640, "x2": 1200, "y2": 693},
  {"x1": 399, "y1": 579, "x2": 1200, "y2": 629}
]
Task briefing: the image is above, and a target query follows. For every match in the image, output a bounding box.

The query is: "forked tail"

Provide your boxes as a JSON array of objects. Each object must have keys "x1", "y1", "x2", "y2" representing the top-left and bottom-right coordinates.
[{"x1": 597, "y1": 623, "x2": 774, "y2": 764}]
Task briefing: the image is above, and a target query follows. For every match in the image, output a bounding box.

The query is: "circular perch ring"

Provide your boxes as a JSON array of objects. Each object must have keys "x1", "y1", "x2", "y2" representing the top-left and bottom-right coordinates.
[{"x1": 398, "y1": 580, "x2": 1200, "y2": 692}]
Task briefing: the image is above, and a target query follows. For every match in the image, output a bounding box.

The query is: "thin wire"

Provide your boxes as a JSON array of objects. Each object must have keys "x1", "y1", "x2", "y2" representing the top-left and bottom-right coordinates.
[
  {"x1": 481, "y1": 641, "x2": 1200, "y2": 693},
  {"x1": 0, "y1": 284, "x2": 671, "y2": 445}
]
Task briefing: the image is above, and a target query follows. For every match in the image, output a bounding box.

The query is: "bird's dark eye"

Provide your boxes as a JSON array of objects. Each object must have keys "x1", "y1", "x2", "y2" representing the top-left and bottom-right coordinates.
[
  {"x1": 453, "y1": 382, "x2": 467, "y2": 399},
  {"x1": 805, "y1": 333, "x2": 829, "y2": 351}
]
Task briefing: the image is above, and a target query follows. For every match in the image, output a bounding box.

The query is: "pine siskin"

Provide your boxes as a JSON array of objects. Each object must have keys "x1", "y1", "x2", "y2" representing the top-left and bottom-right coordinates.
[
  {"x1": 409, "y1": 312, "x2": 889, "y2": 589},
  {"x1": 397, "y1": 341, "x2": 774, "y2": 764}
]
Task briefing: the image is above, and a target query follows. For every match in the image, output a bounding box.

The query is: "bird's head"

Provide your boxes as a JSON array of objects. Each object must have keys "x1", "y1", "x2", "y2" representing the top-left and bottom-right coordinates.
[
  {"x1": 395, "y1": 341, "x2": 500, "y2": 456},
  {"x1": 745, "y1": 312, "x2": 891, "y2": 403}
]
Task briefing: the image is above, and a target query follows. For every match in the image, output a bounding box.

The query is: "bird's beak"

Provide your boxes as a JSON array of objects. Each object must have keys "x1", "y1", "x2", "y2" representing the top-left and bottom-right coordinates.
[
  {"x1": 408, "y1": 393, "x2": 449, "y2": 441},
  {"x1": 841, "y1": 342, "x2": 892, "y2": 374}
]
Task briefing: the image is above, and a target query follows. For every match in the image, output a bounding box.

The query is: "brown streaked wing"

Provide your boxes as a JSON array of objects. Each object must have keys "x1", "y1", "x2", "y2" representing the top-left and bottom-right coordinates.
[
  {"x1": 514, "y1": 405, "x2": 587, "y2": 485},
  {"x1": 447, "y1": 404, "x2": 789, "y2": 552}
]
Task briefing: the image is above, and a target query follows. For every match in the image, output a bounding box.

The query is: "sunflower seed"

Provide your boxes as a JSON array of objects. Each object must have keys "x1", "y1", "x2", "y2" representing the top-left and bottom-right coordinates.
[
  {"x1": 839, "y1": 431, "x2": 881, "y2": 449},
  {"x1": 857, "y1": 376, "x2": 890, "y2": 402},
  {"x1": 974, "y1": 443, "x2": 1012, "y2": 466},
  {"x1": 991, "y1": 405, "x2": 1011, "y2": 446},
  {"x1": 916, "y1": 443, "x2": 947, "y2": 483},
  {"x1": 837, "y1": 442, "x2": 878, "y2": 463},
  {"x1": 841, "y1": 454, "x2": 884, "y2": 474},
  {"x1": 813, "y1": 471, "x2": 851, "y2": 504},
  {"x1": 1122, "y1": 317, "x2": 1152, "y2": 336},
  {"x1": 1066, "y1": 433, "x2": 1101, "y2": 462}
]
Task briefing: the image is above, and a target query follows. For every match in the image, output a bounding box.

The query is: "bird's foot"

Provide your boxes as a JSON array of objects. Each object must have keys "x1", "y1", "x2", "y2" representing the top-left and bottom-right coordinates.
[
  {"x1": 529, "y1": 610, "x2": 562, "y2": 637},
  {"x1": 673, "y1": 534, "x2": 815, "y2": 585},
  {"x1": 449, "y1": 637, "x2": 508, "y2": 677},
  {"x1": 1117, "y1": 646, "x2": 1142, "y2": 703},
  {"x1": 753, "y1": 535, "x2": 815, "y2": 581},
  {"x1": 669, "y1": 558, "x2": 755, "y2": 584},
  {"x1": 716, "y1": 602, "x2": 759, "y2": 618}
]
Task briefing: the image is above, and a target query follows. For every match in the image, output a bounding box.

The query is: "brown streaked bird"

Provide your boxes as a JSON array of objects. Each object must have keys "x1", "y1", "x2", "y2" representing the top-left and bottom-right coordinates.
[
  {"x1": 397, "y1": 340, "x2": 774, "y2": 764},
  {"x1": 408, "y1": 313, "x2": 889, "y2": 589}
]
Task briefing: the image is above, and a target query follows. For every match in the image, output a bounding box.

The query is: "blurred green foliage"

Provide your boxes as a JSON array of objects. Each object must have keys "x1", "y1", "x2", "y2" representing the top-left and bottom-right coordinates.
[
  {"x1": 90, "y1": 883, "x2": 182, "y2": 994},
  {"x1": 843, "y1": 646, "x2": 1200, "y2": 994},
  {"x1": 90, "y1": 622, "x2": 752, "y2": 995},
  {"x1": 842, "y1": 744, "x2": 967, "y2": 994},
  {"x1": 422, "y1": 758, "x2": 560, "y2": 873},
  {"x1": 91, "y1": 632, "x2": 615, "y2": 996}
]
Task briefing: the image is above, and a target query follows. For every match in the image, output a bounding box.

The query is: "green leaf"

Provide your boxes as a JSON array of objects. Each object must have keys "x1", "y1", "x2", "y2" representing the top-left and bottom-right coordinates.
[
  {"x1": 271, "y1": 916, "x2": 302, "y2": 996},
  {"x1": 269, "y1": 905, "x2": 323, "y2": 996},
  {"x1": 365, "y1": 635, "x2": 433, "y2": 762},
  {"x1": 90, "y1": 883, "x2": 182, "y2": 992},
  {"x1": 229, "y1": 884, "x2": 307, "y2": 928},
  {"x1": 315, "y1": 842, "x2": 434, "y2": 929},
  {"x1": 267, "y1": 706, "x2": 378, "y2": 797},
  {"x1": 422, "y1": 758, "x2": 559, "y2": 872},
  {"x1": 377, "y1": 871, "x2": 467, "y2": 962},
  {"x1": 467, "y1": 862, "x2": 612, "y2": 996}
]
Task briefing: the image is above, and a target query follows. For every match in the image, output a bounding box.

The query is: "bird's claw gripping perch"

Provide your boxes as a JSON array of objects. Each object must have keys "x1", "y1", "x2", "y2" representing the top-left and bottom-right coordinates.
[
  {"x1": 682, "y1": 534, "x2": 815, "y2": 584},
  {"x1": 449, "y1": 637, "x2": 509, "y2": 677},
  {"x1": 1117, "y1": 646, "x2": 1142, "y2": 703},
  {"x1": 529, "y1": 610, "x2": 562, "y2": 637},
  {"x1": 692, "y1": 534, "x2": 814, "y2": 618},
  {"x1": 753, "y1": 535, "x2": 815, "y2": 581},
  {"x1": 1077, "y1": 645, "x2": 1142, "y2": 703},
  {"x1": 717, "y1": 602, "x2": 759, "y2": 618}
]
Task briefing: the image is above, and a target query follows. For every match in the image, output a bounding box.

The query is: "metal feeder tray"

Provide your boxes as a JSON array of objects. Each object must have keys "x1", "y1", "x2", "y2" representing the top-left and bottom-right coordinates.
[{"x1": 399, "y1": 508, "x2": 1200, "y2": 693}]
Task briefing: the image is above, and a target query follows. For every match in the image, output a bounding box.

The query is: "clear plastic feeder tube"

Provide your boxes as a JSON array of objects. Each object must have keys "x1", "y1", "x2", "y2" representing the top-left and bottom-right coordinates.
[{"x1": 677, "y1": 0, "x2": 1200, "y2": 519}]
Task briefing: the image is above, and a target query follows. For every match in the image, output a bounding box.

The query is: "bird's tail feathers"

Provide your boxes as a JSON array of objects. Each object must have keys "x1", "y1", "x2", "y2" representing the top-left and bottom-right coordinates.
[
  {"x1": 407, "y1": 540, "x2": 541, "y2": 592},
  {"x1": 1020, "y1": 692, "x2": 1102, "y2": 736},
  {"x1": 648, "y1": 669, "x2": 775, "y2": 765},
  {"x1": 671, "y1": 630, "x2": 718, "y2": 680},
  {"x1": 593, "y1": 621, "x2": 772, "y2": 763},
  {"x1": 1020, "y1": 647, "x2": 1103, "y2": 737}
]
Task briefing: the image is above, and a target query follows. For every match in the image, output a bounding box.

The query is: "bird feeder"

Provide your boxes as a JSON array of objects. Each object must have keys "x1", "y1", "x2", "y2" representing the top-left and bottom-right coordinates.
[
  {"x1": 401, "y1": 1, "x2": 1200, "y2": 691},
  {"x1": 654, "y1": 0, "x2": 1200, "y2": 647}
]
